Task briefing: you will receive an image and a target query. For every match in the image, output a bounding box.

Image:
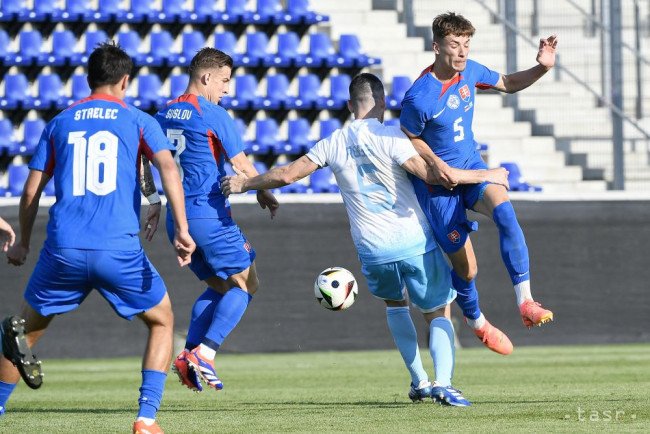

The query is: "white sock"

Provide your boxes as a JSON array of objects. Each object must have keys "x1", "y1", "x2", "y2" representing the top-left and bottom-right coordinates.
[
  {"x1": 199, "y1": 343, "x2": 216, "y2": 360},
  {"x1": 466, "y1": 313, "x2": 486, "y2": 330},
  {"x1": 136, "y1": 417, "x2": 155, "y2": 425},
  {"x1": 514, "y1": 280, "x2": 533, "y2": 306}
]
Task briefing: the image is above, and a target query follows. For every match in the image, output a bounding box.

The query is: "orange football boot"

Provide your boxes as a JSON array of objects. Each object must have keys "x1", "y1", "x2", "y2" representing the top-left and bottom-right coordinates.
[{"x1": 520, "y1": 300, "x2": 553, "y2": 328}]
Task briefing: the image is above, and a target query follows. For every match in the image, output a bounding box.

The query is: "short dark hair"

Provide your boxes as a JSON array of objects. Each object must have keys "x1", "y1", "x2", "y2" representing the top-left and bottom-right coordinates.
[
  {"x1": 432, "y1": 12, "x2": 475, "y2": 42},
  {"x1": 87, "y1": 41, "x2": 133, "y2": 90},
  {"x1": 188, "y1": 48, "x2": 233, "y2": 79},
  {"x1": 349, "y1": 73, "x2": 385, "y2": 107}
]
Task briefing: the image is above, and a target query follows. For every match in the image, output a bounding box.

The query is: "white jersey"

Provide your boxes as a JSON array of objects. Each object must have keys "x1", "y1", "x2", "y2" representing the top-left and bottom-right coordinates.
[{"x1": 306, "y1": 118, "x2": 435, "y2": 265}]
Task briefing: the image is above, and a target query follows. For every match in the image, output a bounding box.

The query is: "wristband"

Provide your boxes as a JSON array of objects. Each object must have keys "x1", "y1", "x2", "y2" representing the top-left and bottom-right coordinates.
[{"x1": 146, "y1": 192, "x2": 161, "y2": 204}]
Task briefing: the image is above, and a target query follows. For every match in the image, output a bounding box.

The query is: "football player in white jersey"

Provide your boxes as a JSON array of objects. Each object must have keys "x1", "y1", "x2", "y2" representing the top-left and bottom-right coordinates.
[{"x1": 221, "y1": 73, "x2": 508, "y2": 406}]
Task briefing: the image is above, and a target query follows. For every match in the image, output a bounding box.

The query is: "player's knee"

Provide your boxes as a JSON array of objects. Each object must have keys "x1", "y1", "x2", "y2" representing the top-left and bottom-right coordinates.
[{"x1": 454, "y1": 263, "x2": 477, "y2": 282}]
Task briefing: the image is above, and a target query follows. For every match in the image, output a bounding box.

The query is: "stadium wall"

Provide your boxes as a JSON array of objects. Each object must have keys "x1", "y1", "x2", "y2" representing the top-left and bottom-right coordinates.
[{"x1": 0, "y1": 200, "x2": 648, "y2": 358}]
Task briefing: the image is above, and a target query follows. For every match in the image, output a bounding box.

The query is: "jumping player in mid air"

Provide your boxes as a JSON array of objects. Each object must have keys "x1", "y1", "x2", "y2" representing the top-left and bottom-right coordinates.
[{"x1": 400, "y1": 12, "x2": 555, "y2": 355}]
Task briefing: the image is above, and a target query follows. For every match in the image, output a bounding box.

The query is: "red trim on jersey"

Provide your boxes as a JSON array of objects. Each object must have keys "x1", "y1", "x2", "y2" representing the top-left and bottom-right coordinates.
[
  {"x1": 475, "y1": 82, "x2": 493, "y2": 90},
  {"x1": 167, "y1": 94, "x2": 202, "y2": 114},
  {"x1": 44, "y1": 135, "x2": 56, "y2": 177},
  {"x1": 417, "y1": 64, "x2": 434, "y2": 79},
  {"x1": 439, "y1": 75, "x2": 462, "y2": 98},
  {"x1": 139, "y1": 127, "x2": 155, "y2": 161},
  {"x1": 67, "y1": 93, "x2": 128, "y2": 110},
  {"x1": 207, "y1": 130, "x2": 224, "y2": 163}
]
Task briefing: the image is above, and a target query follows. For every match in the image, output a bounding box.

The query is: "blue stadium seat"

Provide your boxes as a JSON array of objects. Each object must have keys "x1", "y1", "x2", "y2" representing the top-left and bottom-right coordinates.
[
  {"x1": 336, "y1": 34, "x2": 381, "y2": 68},
  {"x1": 233, "y1": 118, "x2": 251, "y2": 151},
  {"x1": 309, "y1": 166, "x2": 339, "y2": 193},
  {"x1": 42, "y1": 178, "x2": 56, "y2": 197},
  {"x1": 253, "y1": 0, "x2": 282, "y2": 24},
  {"x1": 318, "y1": 74, "x2": 350, "y2": 110},
  {"x1": 254, "y1": 74, "x2": 290, "y2": 110},
  {"x1": 59, "y1": 0, "x2": 89, "y2": 21},
  {"x1": 68, "y1": 74, "x2": 91, "y2": 104},
  {"x1": 117, "y1": 30, "x2": 142, "y2": 62},
  {"x1": 96, "y1": 0, "x2": 142, "y2": 23},
  {"x1": 295, "y1": 33, "x2": 334, "y2": 68},
  {"x1": 384, "y1": 118, "x2": 400, "y2": 128},
  {"x1": 145, "y1": 30, "x2": 175, "y2": 66},
  {"x1": 169, "y1": 73, "x2": 189, "y2": 99},
  {"x1": 170, "y1": 31, "x2": 205, "y2": 66},
  {"x1": 21, "y1": 119, "x2": 46, "y2": 156},
  {"x1": 319, "y1": 118, "x2": 341, "y2": 140},
  {"x1": 264, "y1": 31, "x2": 300, "y2": 67},
  {"x1": 220, "y1": 0, "x2": 249, "y2": 24},
  {"x1": 500, "y1": 162, "x2": 543, "y2": 192},
  {"x1": 282, "y1": 118, "x2": 314, "y2": 154},
  {"x1": 224, "y1": 74, "x2": 258, "y2": 110},
  {"x1": 240, "y1": 32, "x2": 269, "y2": 67},
  {"x1": 0, "y1": 29, "x2": 9, "y2": 57},
  {"x1": 6, "y1": 30, "x2": 43, "y2": 66},
  {"x1": 20, "y1": 0, "x2": 59, "y2": 21},
  {"x1": 194, "y1": 0, "x2": 224, "y2": 23},
  {"x1": 253, "y1": 161, "x2": 268, "y2": 174},
  {"x1": 71, "y1": 30, "x2": 109, "y2": 65},
  {"x1": 1, "y1": 73, "x2": 30, "y2": 109},
  {"x1": 33, "y1": 74, "x2": 64, "y2": 110},
  {"x1": 214, "y1": 31, "x2": 238, "y2": 58},
  {"x1": 39, "y1": 30, "x2": 76, "y2": 66},
  {"x1": 0, "y1": 0, "x2": 25, "y2": 22},
  {"x1": 286, "y1": 74, "x2": 321, "y2": 110},
  {"x1": 386, "y1": 76, "x2": 412, "y2": 109},
  {"x1": 7, "y1": 164, "x2": 30, "y2": 197},
  {"x1": 0, "y1": 119, "x2": 17, "y2": 154},
  {"x1": 133, "y1": 74, "x2": 163, "y2": 110},
  {"x1": 251, "y1": 119, "x2": 280, "y2": 154},
  {"x1": 278, "y1": 0, "x2": 328, "y2": 25}
]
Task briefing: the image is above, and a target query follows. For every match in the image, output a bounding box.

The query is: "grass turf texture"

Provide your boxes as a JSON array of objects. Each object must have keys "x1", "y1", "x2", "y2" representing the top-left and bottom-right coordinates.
[{"x1": 1, "y1": 344, "x2": 648, "y2": 433}]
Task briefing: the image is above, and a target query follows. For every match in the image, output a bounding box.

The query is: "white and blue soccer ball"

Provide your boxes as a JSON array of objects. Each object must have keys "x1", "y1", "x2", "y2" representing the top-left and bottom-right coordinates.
[{"x1": 314, "y1": 267, "x2": 358, "y2": 311}]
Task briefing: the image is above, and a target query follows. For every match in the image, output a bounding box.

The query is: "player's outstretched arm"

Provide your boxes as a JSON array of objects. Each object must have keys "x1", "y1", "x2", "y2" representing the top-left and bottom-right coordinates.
[
  {"x1": 7, "y1": 170, "x2": 49, "y2": 265},
  {"x1": 401, "y1": 156, "x2": 509, "y2": 190},
  {"x1": 139, "y1": 155, "x2": 162, "y2": 241},
  {"x1": 0, "y1": 217, "x2": 16, "y2": 252},
  {"x1": 492, "y1": 35, "x2": 558, "y2": 94},
  {"x1": 222, "y1": 155, "x2": 318, "y2": 195},
  {"x1": 151, "y1": 150, "x2": 196, "y2": 267},
  {"x1": 229, "y1": 152, "x2": 281, "y2": 218},
  {"x1": 400, "y1": 127, "x2": 458, "y2": 189}
]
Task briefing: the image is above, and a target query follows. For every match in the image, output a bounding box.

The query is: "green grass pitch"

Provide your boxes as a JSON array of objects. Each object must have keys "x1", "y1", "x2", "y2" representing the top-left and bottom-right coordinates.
[{"x1": 1, "y1": 344, "x2": 648, "y2": 433}]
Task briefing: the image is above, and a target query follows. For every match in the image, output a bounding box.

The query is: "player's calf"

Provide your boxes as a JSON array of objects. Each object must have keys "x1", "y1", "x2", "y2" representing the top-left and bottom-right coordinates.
[{"x1": 1, "y1": 316, "x2": 43, "y2": 389}]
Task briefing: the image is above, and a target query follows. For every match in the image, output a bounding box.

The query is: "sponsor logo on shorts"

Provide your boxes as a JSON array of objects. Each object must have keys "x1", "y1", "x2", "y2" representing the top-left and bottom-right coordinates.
[
  {"x1": 459, "y1": 84, "x2": 471, "y2": 102},
  {"x1": 447, "y1": 230, "x2": 461, "y2": 243},
  {"x1": 243, "y1": 241, "x2": 252, "y2": 253},
  {"x1": 447, "y1": 94, "x2": 460, "y2": 109}
]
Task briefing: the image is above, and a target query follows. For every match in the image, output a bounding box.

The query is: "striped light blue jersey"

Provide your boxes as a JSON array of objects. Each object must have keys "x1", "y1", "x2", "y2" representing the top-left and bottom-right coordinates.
[
  {"x1": 30, "y1": 94, "x2": 174, "y2": 250},
  {"x1": 155, "y1": 94, "x2": 245, "y2": 220}
]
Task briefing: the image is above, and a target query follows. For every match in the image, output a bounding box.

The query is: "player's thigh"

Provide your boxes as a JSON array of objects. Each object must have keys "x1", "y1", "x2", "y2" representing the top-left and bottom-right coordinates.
[
  {"x1": 447, "y1": 236, "x2": 478, "y2": 280},
  {"x1": 360, "y1": 262, "x2": 406, "y2": 303},
  {"x1": 90, "y1": 249, "x2": 168, "y2": 321},
  {"x1": 399, "y1": 249, "x2": 456, "y2": 313},
  {"x1": 138, "y1": 292, "x2": 173, "y2": 328},
  {"x1": 23, "y1": 246, "x2": 93, "y2": 317},
  {"x1": 204, "y1": 261, "x2": 259, "y2": 294},
  {"x1": 472, "y1": 183, "x2": 510, "y2": 217}
]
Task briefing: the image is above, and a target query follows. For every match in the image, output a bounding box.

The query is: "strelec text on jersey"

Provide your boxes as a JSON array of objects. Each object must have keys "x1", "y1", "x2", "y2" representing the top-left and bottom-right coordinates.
[
  {"x1": 74, "y1": 107, "x2": 118, "y2": 121},
  {"x1": 165, "y1": 108, "x2": 192, "y2": 120}
]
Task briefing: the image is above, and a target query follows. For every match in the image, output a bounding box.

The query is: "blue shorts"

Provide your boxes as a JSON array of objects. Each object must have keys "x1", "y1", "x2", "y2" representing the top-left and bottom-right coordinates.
[
  {"x1": 167, "y1": 216, "x2": 256, "y2": 281},
  {"x1": 361, "y1": 249, "x2": 456, "y2": 312},
  {"x1": 411, "y1": 153, "x2": 489, "y2": 254},
  {"x1": 24, "y1": 246, "x2": 167, "y2": 320}
]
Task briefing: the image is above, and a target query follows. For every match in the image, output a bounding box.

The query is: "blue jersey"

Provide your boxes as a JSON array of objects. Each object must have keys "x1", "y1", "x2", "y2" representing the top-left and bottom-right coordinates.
[
  {"x1": 400, "y1": 59, "x2": 499, "y2": 168},
  {"x1": 29, "y1": 94, "x2": 174, "y2": 250},
  {"x1": 155, "y1": 94, "x2": 245, "y2": 219}
]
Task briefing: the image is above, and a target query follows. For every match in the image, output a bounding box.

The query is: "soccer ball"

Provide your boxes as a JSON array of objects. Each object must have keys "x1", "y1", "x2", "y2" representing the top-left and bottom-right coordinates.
[{"x1": 314, "y1": 267, "x2": 358, "y2": 311}]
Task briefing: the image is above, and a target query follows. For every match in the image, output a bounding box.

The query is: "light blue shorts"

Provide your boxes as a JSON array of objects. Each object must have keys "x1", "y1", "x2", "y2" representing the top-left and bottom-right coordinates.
[
  {"x1": 361, "y1": 249, "x2": 457, "y2": 312},
  {"x1": 24, "y1": 246, "x2": 167, "y2": 320}
]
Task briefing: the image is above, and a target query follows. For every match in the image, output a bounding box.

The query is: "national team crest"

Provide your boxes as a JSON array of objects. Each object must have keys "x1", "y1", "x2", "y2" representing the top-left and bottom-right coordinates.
[
  {"x1": 447, "y1": 230, "x2": 461, "y2": 243},
  {"x1": 447, "y1": 94, "x2": 460, "y2": 110},
  {"x1": 243, "y1": 241, "x2": 252, "y2": 253},
  {"x1": 458, "y1": 84, "x2": 471, "y2": 102}
]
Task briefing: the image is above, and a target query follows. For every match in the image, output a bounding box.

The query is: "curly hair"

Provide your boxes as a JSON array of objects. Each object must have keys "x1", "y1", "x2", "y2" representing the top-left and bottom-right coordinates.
[{"x1": 432, "y1": 12, "x2": 475, "y2": 42}]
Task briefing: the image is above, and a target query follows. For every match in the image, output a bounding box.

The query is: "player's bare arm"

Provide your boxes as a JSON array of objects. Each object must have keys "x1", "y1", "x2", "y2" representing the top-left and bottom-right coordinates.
[
  {"x1": 152, "y1": 149, "x2": 196, "y2": 267},
  {"x1": 0, "y1": 217, "x2": 15, "y2": 252},
  {"x1": 7, "y1": 170, "x2": 49, "y2": 266},
  {"x1": 400, "y1": 126, "x2": 458, "y2": 189},
  {"x1": 229, "y1": 152, "x2": 280, "y2": 218},
  {"x1": 492, "y1": 35, "x2": 558, "y2": 93},
  {"x1": 139, "y1": 154, "x2": 162, "y2": 242},
  {"x1": 223, "y1": 155, "x2": 318, "y2": 196},
  {"x1": 401, "y1": 156, "x2": 509, "y2": 189}
]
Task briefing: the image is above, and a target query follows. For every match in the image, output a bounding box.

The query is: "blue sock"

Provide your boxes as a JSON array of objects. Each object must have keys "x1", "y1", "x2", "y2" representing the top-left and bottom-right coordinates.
[
  {"x1": 202, "y1": 287, "x2": 252, "y2": 350},
  {"x1": 186, "y1": 288, "x2": 224, "y2": 349},
  {"x1": 386, "y1": 307, "x2": 428, "y2": 386},
  {"x1": 451, "y1": 270, "x2": 481, "y2": 320},
  {"x1": 0, "y1": 380, "x2": 17, "y2": 413},
  {"x1": 429, "y1": 317, "x2": 455, "y2": 387},
  {"x1": 137, "y1": 370, "x2": 166, "y2": 420},
  {"x1": 493, "y1": 202, "x2": 530, "y2": 285}
]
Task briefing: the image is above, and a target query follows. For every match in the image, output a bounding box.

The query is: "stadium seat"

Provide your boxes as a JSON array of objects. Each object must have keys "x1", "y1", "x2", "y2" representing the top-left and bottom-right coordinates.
[
  {"x1": 319, "y1": 118, "x2": 341, "y2": 140},
  {"x1": 386, "y1": 76, "x2": 412, "y2": 109},
  {"x1": 282, "y1": 118, "x2": 314, "y2": 154},
  {"x1": 318, "y1": 74, "x2": 350, "y2": 110},
  {"x1": 500, "y1": 162, "x2": 543, "y2": 192},
  {"x1": 336, "y1": 34, "x2": 380, "y2": 68},
  {"x1": 0, "y1": 29, "x2": 9, "y2": 57},
  {"x1": 95, "y1": 0, "x2": 141, "y2": 23},
  {"x1": 309, "y1": 166, "x2": 339, "y2": 193},
  {"x1": 33, "y1": 74, "x2": 64, "y2": 110},
  {"x1": 233, "y1": 118, "x2": 252, "y2": 151},
  {"x1": 58, "y1": 0, "x2": 88, "y2": 21},
  {"x1": 295, "y1": 33, "x2": 334, "y2": 68},
  {"x1": 240, "y1": 32, "x2": 269, "y2": 67},
  {"x1": 384, "y1": 118, "x2": 400, "y2": 128},
  {"x1": 7, "y1": 164, "x2": 30, "y2": 197},
  {"x1": 133, "y1": 74, "x2": 163, "y2": 110},
  {"x1": 221, "y1": 0, "x2": 249, "y2": 24},
  {"x1": 278, "y1": 0, "x2": 328, "y2": 25},
  {"x1": 0, "y1": 119, "x2": 17, "y2": 154},
  {"x1": 254, "y1": 74, "x2": 290, "y2": 110},
  {"x1": 214, "y1": 31, "x2": 239, "y2": 60},
  {"x1": 253, "y1": 161, "x2": 268, "y2": 174},
  {"x1": 71, "y1": 30, "x2": 109, "y2": 65},
  {"x1": 21, "y1": 119, "x2": 46, "y2": 156},
  {"x1": 0, "y1": 0, "x2": 26, "y2": 22},
  {"x1": 285, "y1": 74, "x2": 321, "y2": 110},
  {"x1": 1, "y1": 73, "x2": 30, "y2": 109},
  {"x1": 117, "y1": 30, "x2": 142, "y2": 62},
  {"x1": 264, "y1": 31, "x2": 300, "y2": 68},
  {"x1": 39, "y1": 30, "x2": 76, "y2": 66},
  {"x1": 251, "y1": 119, "x2": 280, "y2": 154},
  {"x1": 224, "y1": 74, "x2": 258, "y2": 110},
  {"x1": 68, "y1": 74, "x2": 91, "y2": 103},
  {"x1": 42, "y1": 178, "x2": 56, "y2": 196},
  {"x1": 145, "y1": 30, "x2": 175, "y2": 66},
  {"x1": 170, "y1": 31, "x2": 205, "y2": 66},
  {"x1": 169, "y1": 73, "x2": 189, "y2": 99},
  {"x1": 6, "y1": 30, "x2": 43, "y2": 66},
  {"x1": 223, "y1": 161, "x2": 236, "y2": 176},
  {"x1": 253, "y1": 0, "x2": 282, "y2": 24},
  {"x1": 18, "y1": 0, "x2": 59, "y2": 21}
]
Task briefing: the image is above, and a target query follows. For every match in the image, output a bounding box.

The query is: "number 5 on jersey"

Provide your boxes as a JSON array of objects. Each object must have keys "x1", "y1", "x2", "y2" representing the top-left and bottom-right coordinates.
[{"x1": 69, "y1": 130, "x2": 118, "y2": 196}]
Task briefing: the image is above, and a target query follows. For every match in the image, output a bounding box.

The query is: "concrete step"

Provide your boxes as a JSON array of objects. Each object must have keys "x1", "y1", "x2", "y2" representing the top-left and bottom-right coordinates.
[
  {"x1": 537, "y1": 180, "x2": 608, "y2": 192},
  {"x1": 489, "y1": 151, "x2": 567, "y2": 167}
]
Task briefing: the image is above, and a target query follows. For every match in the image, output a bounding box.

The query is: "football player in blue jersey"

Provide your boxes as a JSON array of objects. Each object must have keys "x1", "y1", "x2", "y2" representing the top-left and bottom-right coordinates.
[
  {"x1": 0, "y1": 42, "x2": 195, "y2": 434},
  {"x1": 155, "y1": 48, "x2": 279, "y2": 392},
  {"x1": 400, "y1": 12, "x2": 555, "y2": 355},
  {"x1": 0, "y1": 217, "x2": 15, "y2": 252}
]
